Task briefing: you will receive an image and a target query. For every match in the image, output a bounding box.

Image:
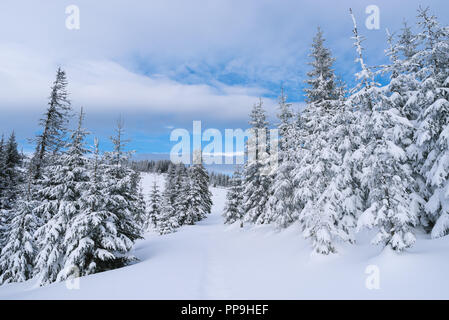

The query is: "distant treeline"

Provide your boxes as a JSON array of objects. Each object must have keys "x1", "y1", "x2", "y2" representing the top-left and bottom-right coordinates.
[
  {"x1": 209, "y1": 172, "x2": 231, "y2": 188},
  {"x1": 131, "y1": 160, "x2": 231, "y2": 187},
  {"x1": 130, "y1": 159, "x2": 172, "y2": 173}
]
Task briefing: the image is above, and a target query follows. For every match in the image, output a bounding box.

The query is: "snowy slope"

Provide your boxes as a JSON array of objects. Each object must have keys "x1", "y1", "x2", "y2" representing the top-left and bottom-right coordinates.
[{"x1": 0, "y1": 172, "x2": 449, "y2": 299}]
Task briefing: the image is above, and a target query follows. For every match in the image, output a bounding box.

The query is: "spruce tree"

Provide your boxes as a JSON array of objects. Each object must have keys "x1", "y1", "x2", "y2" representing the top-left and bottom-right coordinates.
[
  {"x1": 179, "y1": 174, "x2": 196, "y2": 225},
  {"x1": 0, "y1": 135, "x2": 7, "y2": 252},
  {"x1": 242, "y1": 99, "x2": 272, "y2": 224},
  {"x1": 31, "y1": 67, "x2": 72, "y2": 179},
  {"x1": 130, "y1": 169, "x2": 148, "y2": 232},
  {"x1": 349, "y1": 9, "x2": 418, "y2": 251},
  {"x1": 0, "y1": 131, "x2": 23, "y2": 255},
  {"x1": 99, "y1": 118, "x2": 144, "y2": 262},
  {"x1": 157, "y1": 163, "x2": 179, "y2": 234},
  {"x1": 356, "y1": 107, "x2": 418, "y2": 251},
  {"x1": 33, "y1": 108, "x2": 90, "y2": 285},
  {"x1": 60, "y1": 131, "x2": 142, "y2": 280},
  {"x1": 2, "y1": 132, "x2": 22, "y2": 209},
  {"x1": 223, "y1": 166, "x2": 244, "y2": 225},
  {"x1": 304, "y1": 27, "x2": 338, "y2": 103},
  {"x1": 266, "y1": 89, "x2": 297, "y2": 228},
  {"x1": 0, "y1": 135, "x2": 7, "y2": 210},
  {"x1": 0, "y1": 181, "x2": 37, "y2": 285},
  {"x1": 0, "y1": 135, "x2": 4, "y2": 181},
  {"x1": 292, "y1": 27, "x2": 353, "y2": 254},
  {"x1": 173, "y1": 163, "x2": 190, "y2": 225},
  {"x1": 148, "y1": 181, "x2": 162, "y2": 230},
  {"x1": 412, "y1": 8, "x2": 449, "y2": 238},
  {"x1": 189, "y1": 150, "x2": 213, "y2": 221},
  {"x1": 277, "y1": 87, "x2": 294, "y2": 151},
  {"x1": 158, "y1": 166, "x2": 180, "y2": 235}
]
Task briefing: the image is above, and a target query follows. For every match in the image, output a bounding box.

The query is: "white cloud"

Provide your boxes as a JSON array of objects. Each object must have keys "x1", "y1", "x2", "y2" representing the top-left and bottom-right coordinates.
[{"x1": 0, "y1": 44, "x2": 276, "y2": 123}]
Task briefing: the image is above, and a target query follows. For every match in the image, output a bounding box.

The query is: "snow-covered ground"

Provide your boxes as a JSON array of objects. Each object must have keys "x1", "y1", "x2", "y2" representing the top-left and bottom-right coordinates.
[{"x1": 0, "y1": 172, "x2": 448, "y2": 299}]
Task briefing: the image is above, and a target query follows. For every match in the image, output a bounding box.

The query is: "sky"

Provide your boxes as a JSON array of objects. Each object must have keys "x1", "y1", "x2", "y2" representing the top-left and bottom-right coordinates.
[{"x1": 0, "y1": 0, "x2": 448, "y2": 156}]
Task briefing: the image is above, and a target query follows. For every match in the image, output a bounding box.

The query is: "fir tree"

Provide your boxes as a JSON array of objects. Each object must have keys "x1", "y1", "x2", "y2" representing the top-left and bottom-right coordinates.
[
  {"x1": 31, "y1": 67, "x2": 72, "y2": 179},
  {"x1": 304, "y1": 27, "x2": 338, "y2": 103},
  {"x1": 98, "y1": 118, "x2": 144, "y2": 262},
  {"x1": 349, "y1": 9, "x2": 418, "y2": 251},
  {"x1": 0, "y1": 135, "x2": 7, "y2": 252},
  {"x1": 412, "y1": 8, "x2": 449, "y2": 238},
  {"x1": 173, "y1": 163, "x2": 190, "y2": 225},
  {"x1": 179, "y1": 174, "x2": 196, "y2": 225},
  {"x1": 277, "y1": 86, "x2": 294, "y2": 151},
  {"x1": 2, "y1": 132, "x2": 22, "y2": 209},
  {"x1": 242, "y1": 99, "x2": 272, "y2": 224},
  {"x1": 0, "y1": 135, "x2": 5, "y2": 206},
  {"x1": 266, "y1": 90, "x2": 297, "y2": 228},
  {"x1": 158, "y1": 166, "x2": 180, "y2": 235},
  {"x1": 0, "y1": 132, "x2": 23, "y2": 254},
  {"x1": 130, "y1": 169, "x2": 149, "y2": 232},
  {"x1": 33, "y1": 108, "x2": 90, "y2": 285},
  {"x1": 223, "y1": 166, "x2": 244, "y2": 225},
  {"x1": 60, "y1": 132, "x2": 141, "y2": 280},
  {"x1": 189, "y1": 150, "x2": 213, "y2": 221},
  {"x1": 157, "y1": 163, "x2": 179, "y2": 234},
  {"x1": 292, "y1": 27, "x2": 353, "y2": 254},
  {"x1": 0, "y1": 135, "x2": 9, "y2": 209},
  {"x1": 356, "y1": 108, "x2": 418, "y2": 251},
  {"x1": 148, "y1": 181, "x2": 162, "y2": 230},
  {"x1": 0, "y1": 181, "x2": 37, "y2": 285}
]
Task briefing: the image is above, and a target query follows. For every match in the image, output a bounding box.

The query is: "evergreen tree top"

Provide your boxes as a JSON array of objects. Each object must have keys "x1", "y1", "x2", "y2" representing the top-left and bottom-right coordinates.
[
  {"x1": 249, "y1": 98, "x2": 268, "y2": 129},
  {"x1": 398, "y1": 21, "x2": 418, "y2": 60},
  {"x1": 349, "y1": 8, "x2": 376, "y2": 90},
  {"x1": 67, "y1": 108, "x2": 89, "y2": 160},
  {"x1": 277, "y1": 86, "x2": 293, "y2": 129},
  {"x1": 304, "y1": 27, "x2": 338, "y2": 103},
  {"x1": 5, "y1": 131, "x2": 21, "y2": 169}
]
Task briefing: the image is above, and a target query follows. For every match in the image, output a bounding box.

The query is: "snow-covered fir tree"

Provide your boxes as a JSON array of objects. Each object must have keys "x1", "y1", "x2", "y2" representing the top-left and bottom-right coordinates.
[
  {"x1": 181, "y1": 177, "x2": 197, "y2": 226},
  {"x1": 276, "y1": 86, "x2": 294, "y2": 152},
  {"x1": 30, "y1": 67, "x2": 72, "y2": 180},
  {"x1": 97, "y1": 118, "x2": 144, "y2": 266},
  {"x1": 173, "y1": 163, "x2": 190, "y2": 225},
  {"x1": 223, "y1": 166, "x2": 244, "y2": 225},
  {"x1": 303, "y1": 27, "x2": 339, "y2": 103},
  {"x1": 292, "y1": 27, "x2": 354, "y2": 254},
  {"x1": 2, "y1": 132, "x2": 22, "y2": 209},
  {"x1": 0, "y1": 134, "x2": 7, "y2": 213},
  {"x1": 356, "y1": 106, "x2": 418, "y2": 251},
  {"x1": 58, "y1": 136, "x2": 105, "y2": 279},
  {"x1": 158, "y1": 164, "x2": 180, "y2": 234},
  {"x1": 59, "y1": 129, "x2": 142, "y2": 280},
  {"x1": 242, "y1": 99, "x2": 272, "y2": 225},
  {"x1": 349, "y1": 9, "x2": 418, "y2": 251},
  {"x1": 33, "y1": 108, "x2": 90, "y2": 285},
  {"x1": 156, "y1": 153, "x2": 212, "y2": 231},
  {"x1": 0, "y1": 132, "x2": 23, "y2": 257},
  {"x1": 266, "y1": 89, "x2": 298, "y2": 228},
  {"x1": 0, "y1": 132, "x2": 22, "y2": 211},
  {"x1": 130, "y1": 169, "x2": 149, "y2": 232},
  {"x1": 411, "y1": 8, "x2": 449, "y2": 238},
  {"x1": 0, "y1": 135, "x2": 6, "y2": 251},
  {"x1": 0, "y1": 181, "x2": 37, "y2": 285},
  {"x1": 189, "y1": 150, "x2": 213, "y2": 221},
  {"x1": 148, "y1": 181, "x2": 162, "y2": 230}
]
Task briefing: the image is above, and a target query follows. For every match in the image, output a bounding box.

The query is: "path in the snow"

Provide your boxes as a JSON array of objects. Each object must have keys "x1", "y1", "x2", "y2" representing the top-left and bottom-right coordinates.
[{"x1": 1, "y1": 172, "x2": 449, "y2": 299}]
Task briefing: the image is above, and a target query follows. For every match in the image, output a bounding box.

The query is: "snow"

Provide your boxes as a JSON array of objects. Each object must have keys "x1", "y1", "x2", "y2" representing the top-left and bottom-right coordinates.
[{"x1": 1, "y1": 172, "x2": 449, "y2": 299}]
